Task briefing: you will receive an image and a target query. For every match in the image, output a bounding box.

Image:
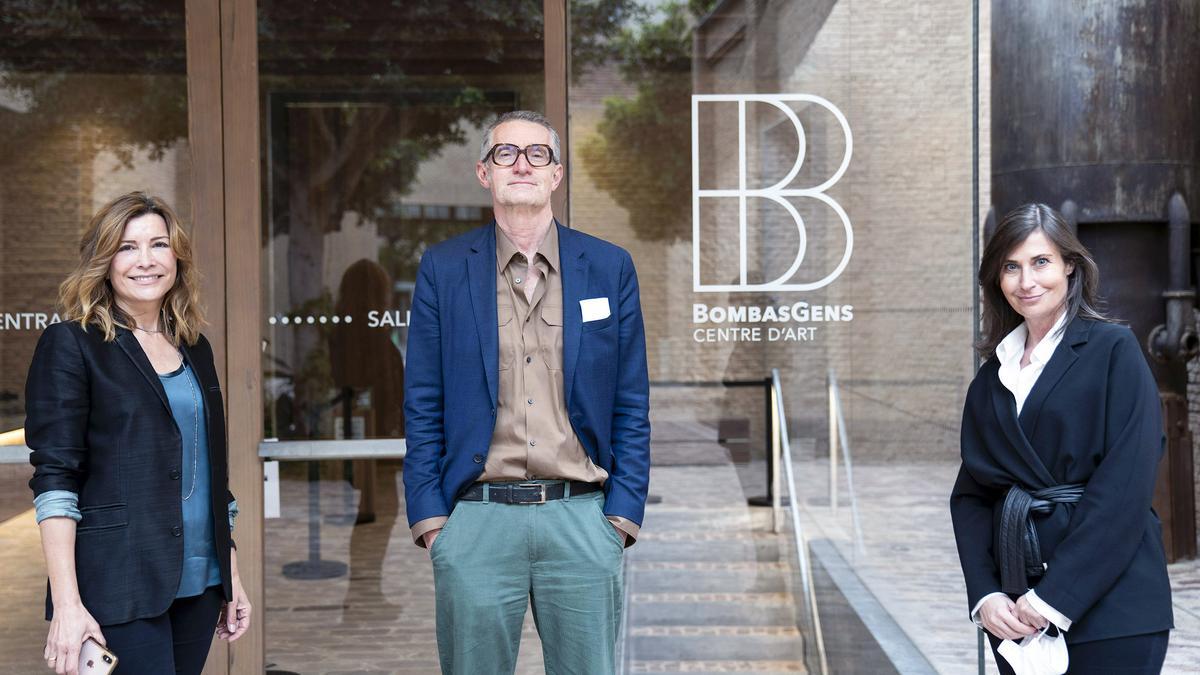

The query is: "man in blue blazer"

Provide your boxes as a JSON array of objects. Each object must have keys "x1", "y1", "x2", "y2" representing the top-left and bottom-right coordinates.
[{"x1": 402, "y1": 110, "x2": 651, "y2": 674}]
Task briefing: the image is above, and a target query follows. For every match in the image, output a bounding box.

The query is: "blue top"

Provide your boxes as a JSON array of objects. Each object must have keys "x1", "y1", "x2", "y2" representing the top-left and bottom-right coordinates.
[
  {"x1": 33, "y1": 362, "x2": 233, "y2": 598},
  {"x1": 159, "y1": 362, "x2": 221, "y2": 598}
]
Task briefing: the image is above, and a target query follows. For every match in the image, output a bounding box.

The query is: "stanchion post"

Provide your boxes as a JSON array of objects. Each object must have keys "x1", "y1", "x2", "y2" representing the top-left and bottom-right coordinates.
[
  {"x1": 770, "y1": 383, "x2": 781, "y2": 533},
  {"x1": 978, "y1": 627, "x2": 985, "y2": 675},
  {"x1": 828, "y1": 371, "x2": 839, "y2": 516},
  {"x1": 748, "y1": 377, "x2": 788, "y2": 511}
]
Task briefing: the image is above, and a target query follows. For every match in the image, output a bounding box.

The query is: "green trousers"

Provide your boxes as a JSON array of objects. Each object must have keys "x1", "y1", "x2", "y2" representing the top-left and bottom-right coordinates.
[{"x1": 431, "y1": 484, "x2": 625, "y2": 675}]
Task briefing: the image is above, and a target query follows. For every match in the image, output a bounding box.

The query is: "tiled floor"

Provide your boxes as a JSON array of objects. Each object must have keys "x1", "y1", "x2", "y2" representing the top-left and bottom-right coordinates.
[
  {"x1": 789, "y1": 455, "x2": 1200, "y2": 675},
  {"x1": 2, "y1": 453, "x2": 1198, "y2": 674},
  {"x1": 260, "y1": 461, "x2": 547, "y2": 674}
]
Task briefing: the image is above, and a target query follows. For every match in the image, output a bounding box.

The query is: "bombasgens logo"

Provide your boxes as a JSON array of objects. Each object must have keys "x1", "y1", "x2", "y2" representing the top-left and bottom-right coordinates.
[{"x1": 691, "y1": 94, "x2": 853, "y2": 293}]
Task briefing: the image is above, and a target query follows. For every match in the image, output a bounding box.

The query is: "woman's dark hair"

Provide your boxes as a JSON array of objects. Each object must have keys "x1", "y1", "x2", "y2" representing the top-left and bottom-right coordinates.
[{"x1": 976, "y1": 203, "x2": 1113, "y2": 358}]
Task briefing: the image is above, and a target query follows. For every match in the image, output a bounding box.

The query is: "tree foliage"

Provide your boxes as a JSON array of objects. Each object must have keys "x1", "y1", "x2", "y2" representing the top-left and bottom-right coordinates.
[{"x1": 578, "y1": 0, "x2": 717, "y2": 243}]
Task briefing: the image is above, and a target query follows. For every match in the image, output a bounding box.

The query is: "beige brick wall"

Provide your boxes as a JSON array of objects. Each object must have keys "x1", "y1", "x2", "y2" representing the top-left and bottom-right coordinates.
[
  {"x1": 569, "y1": 0, "x2": 988, "y2": 462},
  {"x1": 0, "y1": 74, "x2": 190, "y2": 433}
]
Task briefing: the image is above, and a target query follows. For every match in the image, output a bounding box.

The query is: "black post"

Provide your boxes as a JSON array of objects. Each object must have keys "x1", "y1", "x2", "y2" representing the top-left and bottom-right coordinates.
[{"x1": 748, "y1": 377, "x2": 787, "y2": 507}]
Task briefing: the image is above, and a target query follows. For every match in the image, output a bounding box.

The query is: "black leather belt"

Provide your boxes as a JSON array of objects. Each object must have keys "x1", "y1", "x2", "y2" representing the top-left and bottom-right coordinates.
[
  {"x1": 458, "y1": 481, "x2": 602, "y2": 504},
  {"x1": 998, "y1": 483, "x2": 1084, "y2": 594}
]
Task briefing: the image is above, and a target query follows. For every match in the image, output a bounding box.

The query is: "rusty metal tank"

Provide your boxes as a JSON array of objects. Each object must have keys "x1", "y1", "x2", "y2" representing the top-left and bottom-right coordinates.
[{"x1": 991, "y1": 0, "x2": 1200, "y2": 560}]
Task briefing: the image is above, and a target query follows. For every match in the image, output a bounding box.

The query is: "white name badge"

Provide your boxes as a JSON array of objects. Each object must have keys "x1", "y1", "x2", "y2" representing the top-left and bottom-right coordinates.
[{"x1": 580, "y1": 297, "x2": 611, "y2": 322}]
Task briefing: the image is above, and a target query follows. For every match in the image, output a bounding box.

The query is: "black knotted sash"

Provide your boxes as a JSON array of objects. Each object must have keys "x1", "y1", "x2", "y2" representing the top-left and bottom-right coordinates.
[{"x1": 998, "y1": 483, "x2": 1085, "y2": 594}]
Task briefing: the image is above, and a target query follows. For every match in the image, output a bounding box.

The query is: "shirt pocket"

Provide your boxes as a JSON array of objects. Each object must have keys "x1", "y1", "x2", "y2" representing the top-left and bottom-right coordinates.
[
  {"x1": 539, "y1": 304, "x2": 564, "y2": 370},
  {"x1": 498, "y1": 304, "x2": 516, "y2": 370}
]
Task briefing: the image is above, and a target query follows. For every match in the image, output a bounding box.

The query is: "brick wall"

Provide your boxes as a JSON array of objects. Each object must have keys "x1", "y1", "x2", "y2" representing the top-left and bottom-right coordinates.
[
  {"x1": 569, "y1": 0, "x2": 988, "y2": 462},
  {"x1": 0, "y1": 73, "x2": 190, "y2": 433}
]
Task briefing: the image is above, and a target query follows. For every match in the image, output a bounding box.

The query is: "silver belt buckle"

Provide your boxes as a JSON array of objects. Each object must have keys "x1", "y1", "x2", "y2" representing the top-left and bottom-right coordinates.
[{"x1": 518, "y1": 483, "x2": 547, "y2": 504}]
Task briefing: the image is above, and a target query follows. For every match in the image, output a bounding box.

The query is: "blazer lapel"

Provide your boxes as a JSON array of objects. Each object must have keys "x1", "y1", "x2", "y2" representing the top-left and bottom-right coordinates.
[
  {"x1": 467, "y1": 224, "x2": 499, "y2": 408},
  {"x1": 559, "y1": 222, "x2": 587, "y2": 407},
  {"x1": 989, "y1": 371, "x2": 1057, "y2": 487},
  {"x1": 179, "y1": 342, "x2": 209, "y2": 389},
  {"x1": 1018, "y1": 318, "x2": 1091, "y2": 439},
  {"x1": 115, "y1": 328, "x2": 171, "y2": 414}
]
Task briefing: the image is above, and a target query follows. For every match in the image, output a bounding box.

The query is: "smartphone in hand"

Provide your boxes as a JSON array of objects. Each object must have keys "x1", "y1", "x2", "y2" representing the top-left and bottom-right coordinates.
[{"x1": 78, "y1": 638, "x2": 117, "y2": 675}]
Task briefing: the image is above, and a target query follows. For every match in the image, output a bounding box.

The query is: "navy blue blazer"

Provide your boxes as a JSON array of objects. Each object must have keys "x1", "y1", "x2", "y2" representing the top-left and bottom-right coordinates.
[
  {"x1": 950, "y1": 318, "x2": 1173, "y2": 643},
  {"x1": 26, "y1": 321, "x2": 235, "y2": 625},
  {"x1": 402, "y1": 222, "x2": 651, "y2": 528}
]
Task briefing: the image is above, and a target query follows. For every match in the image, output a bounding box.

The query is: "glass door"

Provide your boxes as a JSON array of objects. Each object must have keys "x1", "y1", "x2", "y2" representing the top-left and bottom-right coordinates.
[
  {"x1": 255, "y1": 3, "x2": 549, "y2": 671},
  {"x1": 0, "y1": 3, "x2": 194, "y2": 670}
]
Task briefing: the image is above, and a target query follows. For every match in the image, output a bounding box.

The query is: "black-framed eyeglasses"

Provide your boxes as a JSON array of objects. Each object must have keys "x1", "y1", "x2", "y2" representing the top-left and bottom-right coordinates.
[{"x1": 485, "y1": 143, "x2": 557, "y2": 167}]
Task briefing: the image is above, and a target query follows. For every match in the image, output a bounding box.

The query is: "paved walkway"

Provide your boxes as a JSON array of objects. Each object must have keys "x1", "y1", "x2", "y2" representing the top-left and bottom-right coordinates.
[
  {"x1": 625, "y1": 464, "x2": 805, "y2": 673},
  {"x1": 788, "y1": 455, "x2": 1200, "y2": 675},
  {"x1": 2, "y1": 452, "x2": 1198, "y2": 674},
  {"x1": 260, "y1": 460, "x2": 547, "y2": 674}
]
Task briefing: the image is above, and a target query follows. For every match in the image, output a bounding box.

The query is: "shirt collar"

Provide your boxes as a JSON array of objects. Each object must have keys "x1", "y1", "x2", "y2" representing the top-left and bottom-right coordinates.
[
  {"x1": 995, "y1": 322, "x2": 1028, "y2": 369},
  {"x1": 495, "y1": 222, "x2": 559, "y2": 273},
  {"x1": 996, "y1": 310, "x2": 1069, "y2": 368}
]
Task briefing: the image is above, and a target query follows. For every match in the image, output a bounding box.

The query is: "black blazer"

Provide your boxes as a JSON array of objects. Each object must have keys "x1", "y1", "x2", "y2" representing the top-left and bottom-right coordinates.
[
  {"x1": 26, "y1": 321, "x2": 235, "y2": 625},
  {"x1": 950, "y1": 318, "x2": 1173, "y2": 643}
]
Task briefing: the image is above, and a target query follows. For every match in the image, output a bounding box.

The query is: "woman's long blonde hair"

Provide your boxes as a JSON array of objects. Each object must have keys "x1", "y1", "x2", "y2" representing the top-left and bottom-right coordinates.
[{"x1": 59, "y1": 192, "x2": 204, "y2": 345}]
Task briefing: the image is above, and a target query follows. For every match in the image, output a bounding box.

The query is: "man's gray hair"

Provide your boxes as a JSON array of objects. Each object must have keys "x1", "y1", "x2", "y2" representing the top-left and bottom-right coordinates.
[{"x1": 478, "y1": 110, "x2": 562, "y2": 165}]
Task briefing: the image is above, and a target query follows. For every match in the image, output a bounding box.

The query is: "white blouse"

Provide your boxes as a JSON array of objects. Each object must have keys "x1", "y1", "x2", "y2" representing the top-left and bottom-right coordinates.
[
  {"x1": 995, "y1": 310, "x2": 1069, "y2": 415},
  {"x1": 971, "y1": 310, "x2": 1074, "y2": 632}
]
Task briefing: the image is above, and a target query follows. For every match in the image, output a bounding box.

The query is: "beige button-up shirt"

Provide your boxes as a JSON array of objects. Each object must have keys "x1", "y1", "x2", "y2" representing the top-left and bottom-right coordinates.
[{"x1": 410, "y1": 224, "x2": 639, "y2": 545}]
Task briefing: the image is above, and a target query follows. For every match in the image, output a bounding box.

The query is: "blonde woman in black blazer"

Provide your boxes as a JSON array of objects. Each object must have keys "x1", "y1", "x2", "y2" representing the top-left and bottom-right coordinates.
[
  {"x1": 27, "y1": 193, "x2": 251, "y2": 675},
  {"x1": 951, "y1": 204, "x2": 1172, "y2": 674}
]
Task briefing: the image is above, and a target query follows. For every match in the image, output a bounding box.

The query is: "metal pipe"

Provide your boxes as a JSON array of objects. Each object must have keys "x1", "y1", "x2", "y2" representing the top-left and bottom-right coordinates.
[
  {"x1": 828, "y1": 370, "x2": 839, "y2": 517},
  {"x1": 771, "y1": 390, "x2": 782, "y2": 534},
  {"x1": 832, "y1": 376, "x2": 867, "y2": 559},
  {"x1": 1149, "y1": 193, "x2": 1199, "y2": 362},
  {"x1": 773, "y1": 369, "x2": 829, "y2": 675},
  {"x1": 972, "y1": 0, "x2": 981, "y2": 377}
]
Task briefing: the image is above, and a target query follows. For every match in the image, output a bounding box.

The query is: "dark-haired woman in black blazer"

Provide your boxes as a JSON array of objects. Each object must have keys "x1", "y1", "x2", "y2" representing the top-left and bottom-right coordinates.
[
  {"x1": 950, "y1": 203, "x2": 1173, "y2": 674},
  {"x1": 27, "y1": 192, "x2": 251, "y2": 675}
]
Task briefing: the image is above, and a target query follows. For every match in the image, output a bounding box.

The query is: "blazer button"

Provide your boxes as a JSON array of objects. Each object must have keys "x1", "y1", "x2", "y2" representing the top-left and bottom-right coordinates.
[
  {"x1": 473, "y1": 454, "x2": 484, "y2": 464},
  {"x1": 171, "y1": 526, "x2": 182, "y2": 537},
  {"x1": 169, "y1": 469, "x2": 181, "y2": 480}
]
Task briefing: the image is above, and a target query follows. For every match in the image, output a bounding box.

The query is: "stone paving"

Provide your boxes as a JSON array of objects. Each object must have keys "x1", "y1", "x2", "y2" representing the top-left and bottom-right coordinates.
[
  {"x1": 260, "y1": 460, "x2": 546, "y2": 674},
  {"x1": 788, "y1": 455, "x2": 1200, "y2": 675},
  {"x1": 0, "y1": 508, "x2": 52, "y2": 674},
  {"x1": 625, "y1": 464, "x2": 806, "y2": 674},
  {"x1": 3, "y1": 450, "x2": 1199, "y2": 674}
]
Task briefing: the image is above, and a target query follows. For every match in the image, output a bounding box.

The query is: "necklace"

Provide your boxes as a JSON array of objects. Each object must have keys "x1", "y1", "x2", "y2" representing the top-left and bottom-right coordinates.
[
  {"x1": 181, "y1": 363, "x2": 200, "y2": 501},
  {"x1": 134, "y1": 325, "x2": 164, "y2": 334}
]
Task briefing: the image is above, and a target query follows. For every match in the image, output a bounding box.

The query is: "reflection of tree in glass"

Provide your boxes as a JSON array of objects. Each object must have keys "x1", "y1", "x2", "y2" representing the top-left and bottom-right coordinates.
[
  {"x1": 569, "y1": 0, "x2": 647, "y2": 80},
  {"x1": 577, "y1": 1, "x2": 717, "y2": 244},
  {"x1": 289, "y1": 292, "x2": 335, "y2": 439},
  {"x1": 0, "y1": 2, "x2": 189, "y2": 165},
  {"x1": 258, "y1": 1, "x2": 555, "y2": 439}
]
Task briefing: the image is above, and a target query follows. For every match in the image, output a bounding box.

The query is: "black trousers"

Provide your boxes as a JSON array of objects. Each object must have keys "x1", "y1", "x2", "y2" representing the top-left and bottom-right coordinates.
[
  {"x1": 988, "y1": 630, "x2": 1169, "y2": 674},
  {"x1": 101, "y1": 585, "x2": 224, "y2": 675}
]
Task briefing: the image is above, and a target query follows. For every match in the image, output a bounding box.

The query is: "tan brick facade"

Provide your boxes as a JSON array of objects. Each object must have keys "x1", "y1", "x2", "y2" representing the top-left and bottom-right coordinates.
[
  {"x1": 568, "y1": 0, "x2": 989, "y2": 462},
  {"x1": 0, "y1": 74, "x2": 190, "y2": 433}
]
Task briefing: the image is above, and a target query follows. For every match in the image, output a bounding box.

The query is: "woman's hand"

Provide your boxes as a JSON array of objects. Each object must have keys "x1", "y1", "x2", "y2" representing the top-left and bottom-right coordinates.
[
  {"x1": 1014, "y1": 594, "x2": 1049, "y2": 630},
  {"x1": 216, "y1": 552, "x2": 252, "y2": 642},
  {"x1": 979, "y1": 595, "x2": 1039, "y2": 640},
  {"x1": 44, "y1": 603, "x2": 104, "y2": 675}
]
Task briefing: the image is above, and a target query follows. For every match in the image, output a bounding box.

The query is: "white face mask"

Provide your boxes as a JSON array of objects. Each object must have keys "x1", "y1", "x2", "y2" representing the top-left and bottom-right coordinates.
[{"x1": 996, "y1": 625, "x2": 1068, "y2": 675}]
